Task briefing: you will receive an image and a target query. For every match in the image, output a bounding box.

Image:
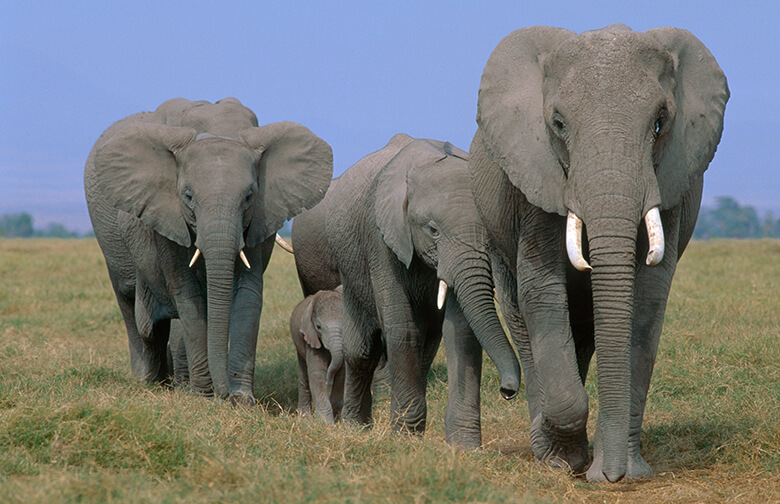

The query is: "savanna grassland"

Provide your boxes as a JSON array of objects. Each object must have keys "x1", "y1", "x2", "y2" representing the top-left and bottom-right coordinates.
[{"x1": 0, "y1": 239, "x2": 778, "y2": 503}]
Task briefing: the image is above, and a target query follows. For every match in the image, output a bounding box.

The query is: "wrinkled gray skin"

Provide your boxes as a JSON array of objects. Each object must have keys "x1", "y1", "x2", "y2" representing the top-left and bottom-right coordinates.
[
  {"x1": 290, "y1": 288, "x2": 345, "y2": 423},
  {"x1": 85, "y1": 97, "x2": 333, "y2": 404},
  {"x1": 294, "y1": 134, "x2": 521, "y2": 442},
  {"x1": 470, "y1": 25, "x2": 728, "y2": 481}
]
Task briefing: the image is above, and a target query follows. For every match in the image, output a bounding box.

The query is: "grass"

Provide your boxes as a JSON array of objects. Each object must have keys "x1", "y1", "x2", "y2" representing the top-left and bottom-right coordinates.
[{"x1": 0, "y1": 238, "x2": 778, "y2": 503}]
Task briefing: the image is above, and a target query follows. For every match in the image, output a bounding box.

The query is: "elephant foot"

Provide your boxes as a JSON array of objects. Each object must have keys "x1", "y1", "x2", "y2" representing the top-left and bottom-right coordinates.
[
  {"x1": 530, "y1": 415, "x2": 589, "y2": 474},
  {"x1": 229, "y1": 392, "x2": 257, "y2": 408},
  {"x1": 626, "y1": 451, "x2": 653, "y2": 479},
  {"x1": 392, "y1": 418, "x2": 426, "y2": 437},
  {"x1": 585, "y1": 431, "x2": 652, "y2": 482},
  {"x1": 445, "y1": 428, "x2": 482, "y2": 450}
]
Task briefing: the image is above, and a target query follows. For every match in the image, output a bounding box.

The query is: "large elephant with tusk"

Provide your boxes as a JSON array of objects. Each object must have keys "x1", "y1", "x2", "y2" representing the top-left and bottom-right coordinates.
[
  {"x1": 85, "y1": 97, "x2": 333, "y2": 404},
  {"x1": 469, "y1": 25, "x2": 728, "y2": 481}
]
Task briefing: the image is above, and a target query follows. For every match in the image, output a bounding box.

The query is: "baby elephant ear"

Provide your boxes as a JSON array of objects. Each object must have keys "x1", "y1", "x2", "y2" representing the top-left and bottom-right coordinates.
[
  {"x1": 93, "y1": 122, "x2": 197, "y2": 247},
  {"x1": 241, "y1": 122, "x2": 333, "y2": 248},
  {"x1": 476, "y1": 26, "x2": 575, "y2": 216},
  {"x1": 645, "y1": 27, "x2": 729, "y2": 209},
  {"x1": 300, "y1": 299, "x2": 321, "y2": 349},
  {"x1": 374, "y1": 139, "x2": 448, "y2": 268}
]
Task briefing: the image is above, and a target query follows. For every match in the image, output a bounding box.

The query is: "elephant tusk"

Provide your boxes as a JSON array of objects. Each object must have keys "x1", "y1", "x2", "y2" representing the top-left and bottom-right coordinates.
[
  {"x1": 275, "y1": 233, "x2": 294, "y2": 254},
  {"x1": 437, "y1": 280, "x2": 448, "y2": 310},
  {"x1": 566, "y1": 211, "x2": 592, "y2": 272},
  {"x1": 239, "y1": 250, "x2": 251, "y2": 269},
  {"x1": 189, "y1": 248, "x2": 201, "y2": 268},
  {"x1": 645, "y1": 207, "x2": 665, "y2": 266}
]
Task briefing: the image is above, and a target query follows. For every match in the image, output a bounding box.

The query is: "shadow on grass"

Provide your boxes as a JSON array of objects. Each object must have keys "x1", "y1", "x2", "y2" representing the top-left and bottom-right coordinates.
[
  {"x1": 253, "y1": 359, "x2": 298, "y2": 415},
  {"x1": 478, "y1": 418, "x2": 744, "y2": 479},
  {"x1": 642, "y1": 418, "x2": 743, "y2": 472}
]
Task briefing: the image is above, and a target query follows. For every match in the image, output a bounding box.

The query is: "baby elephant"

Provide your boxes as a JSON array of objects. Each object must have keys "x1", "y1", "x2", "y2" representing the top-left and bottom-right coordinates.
[{"x1": 290, "y1": 288, "x2": 344, "y2": 423}]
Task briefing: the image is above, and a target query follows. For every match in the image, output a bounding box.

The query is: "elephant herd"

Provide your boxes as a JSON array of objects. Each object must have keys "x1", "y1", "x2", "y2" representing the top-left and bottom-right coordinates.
[{"x1": 85, "y1": 25, "x2": 728, "y2": 483}]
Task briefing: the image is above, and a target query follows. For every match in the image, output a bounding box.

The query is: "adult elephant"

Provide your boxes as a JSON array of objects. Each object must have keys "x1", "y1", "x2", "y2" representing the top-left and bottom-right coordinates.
[
  {"x1": 293, "y1": 134, "x2": 521, "y2": 442},
  {"x1": 85, "y1": 97, "x2": 333, "y2": 404},
  {"x1": 469, "y1": 25, "x2": 728, "y2": 481}
]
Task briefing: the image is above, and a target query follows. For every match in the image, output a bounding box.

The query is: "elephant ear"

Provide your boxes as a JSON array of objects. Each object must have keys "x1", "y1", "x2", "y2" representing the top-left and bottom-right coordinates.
[
  {"x1": 645, "y1": 27, "x2": 729, "y2": 209},
  {"x1": 241, "y1": 122, "x2": 333, "y2": 248},
  {"x1": 476, "y1": 26, "x2": 576, "y2": 216},
  {"x1": 300, "y1": 299, "x2": 322, "y2": 349},
  {"x1": 94, "y1": 122, "x2": 197, "y2": 247},
  {"x1": 374, "y1": 139, "x2": 448, "y2": 268}
]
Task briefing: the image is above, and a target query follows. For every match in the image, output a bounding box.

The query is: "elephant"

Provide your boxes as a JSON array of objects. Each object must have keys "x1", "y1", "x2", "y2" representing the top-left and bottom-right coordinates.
[
  {"x1": 292, "y1": 134, "x2": 521, "y2": 442},
  {"x1": 468, "y1": 25, "x2": 728, "y2": 481},
  {"x1": 290, "y1": 287, "x2": 345, "y2": 423},
  {"x1": 84, "y1": 97, "x2": 333, "y2": 404}
]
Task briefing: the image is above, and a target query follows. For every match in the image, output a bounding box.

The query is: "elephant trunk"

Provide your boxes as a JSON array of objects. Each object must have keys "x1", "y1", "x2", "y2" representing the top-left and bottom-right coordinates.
[
  {"x1": 200, "y1": 220, "x2": 243, "y2": 398},
  {"x1": 587, "y1": 218, "x2": 636, "y2": 482},
  {"x1": 443, "y1": 247, "x2": 521, "y2": 400},
  {"x1": 573, "y1": 158, "x2": 650, "y2": 482},
  {"x1": 325, "y1": 332, "x2": 344, "y2": 388}
]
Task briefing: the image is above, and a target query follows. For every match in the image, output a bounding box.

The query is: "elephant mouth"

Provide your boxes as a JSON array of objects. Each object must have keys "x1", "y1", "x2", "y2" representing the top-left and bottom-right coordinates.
[{"x1": 565, "y1": 207, "x2": 665, "y2": 271}]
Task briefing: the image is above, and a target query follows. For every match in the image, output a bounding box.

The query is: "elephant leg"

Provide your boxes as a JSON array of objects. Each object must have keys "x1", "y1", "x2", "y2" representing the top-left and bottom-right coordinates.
[
  {"x1": 443, "y1": 295, "x2": 483, "y2": 448},
  {"x1": 341, "y1": 291, "x2": 382, "y2": 425},
  {"x1": 124, "y1": 283, "x2": 171, "y2": 385},
  {"x1": 227, "y1": 274, "x2": 263, "y2": 405},
  {"x1": 167, "y1": 320, "x2": 190, "y2": 387},
  {"x1": 494, "y1": 249, "x2": 587, "y2": 470},
  {"x1": 386, "y1": 330, "x2": 428, "y2": 436},
  {"x1": 515, "y1": 215, "x2": 590, "y2": 474},
  {"x1": 296, "y1": 354, "x2": 313, "y2": 416},
  {"x1": 307, "y1": 347, "x2": 335, "y2": 423},
  {"x1": 173, "y1": 296, "x2": 212, "y2": 395},
  {"x1": 172, "y1": 331, "x2": 190, "y2": 386}
]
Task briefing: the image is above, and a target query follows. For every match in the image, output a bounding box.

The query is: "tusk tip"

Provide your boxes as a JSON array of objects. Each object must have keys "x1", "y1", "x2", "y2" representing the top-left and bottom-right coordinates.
[
  {"x1": 239, "y1": 250, "x2": 251, "y2": 269},
  {"x1": 436, "y1": 280, "x2": 447, "y2": 310},
  {"x1": 275, "y1": 234, "x2": 294, "y2": 254},
  {"x1": 646, "y1": 249, "x2": 664, "y2": 266},
  {"x1": 188, "y1": 248, "x2": 201, "y2": 268}
]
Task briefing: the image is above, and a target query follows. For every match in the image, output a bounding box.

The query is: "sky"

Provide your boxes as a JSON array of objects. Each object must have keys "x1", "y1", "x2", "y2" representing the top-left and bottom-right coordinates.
[{"x1": 1, "y1": 1, "x2": 778, "y2": 233}]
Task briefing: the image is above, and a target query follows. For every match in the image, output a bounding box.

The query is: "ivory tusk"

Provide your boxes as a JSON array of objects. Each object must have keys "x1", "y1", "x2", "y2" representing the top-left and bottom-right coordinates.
[
  {"x1": 189, "y1": 248, "x2": 201, "y2": 268},
  {"x1": 275, "y1": 234, "x2": 294, "y2": 254},
  {"x1": 566, "y1": 211, "x2": 592, "y2": 272},
  {"x1": 644, "y1": 207, "x2": 665, "y2": 266},
  {"x1": 437, "y1": 280, "x2": 448, "y2": 310},
  {"x1": 239, "y1": 250, "x2": 251, "y2": 269}
]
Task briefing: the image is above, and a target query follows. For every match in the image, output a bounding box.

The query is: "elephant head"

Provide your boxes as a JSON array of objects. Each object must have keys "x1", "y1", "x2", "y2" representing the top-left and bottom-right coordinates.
[
  {"x1": 374, "y1": 139, "x2": 521, "y2": 399},
  {"x1": 299, "y1": 288, "x2": 345, "y2": 387},
  {"x1": 93, "y1": 110, "x2": 333, "y2": 397},
  {"x1": 476, "y1": 25, "x2": 728, "y2": 480}
]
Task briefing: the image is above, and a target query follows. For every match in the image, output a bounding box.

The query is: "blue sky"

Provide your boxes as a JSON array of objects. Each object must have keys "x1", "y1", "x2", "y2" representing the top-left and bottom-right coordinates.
[{"x1": 1, "y1": 1, "x2": 777, "y2": 232}]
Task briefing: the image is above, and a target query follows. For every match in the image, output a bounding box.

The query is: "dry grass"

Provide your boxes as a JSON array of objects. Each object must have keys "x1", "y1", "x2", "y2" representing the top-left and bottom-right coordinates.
[{"x1": 0, "y1": 238, "x2": 778, "y2": 503}]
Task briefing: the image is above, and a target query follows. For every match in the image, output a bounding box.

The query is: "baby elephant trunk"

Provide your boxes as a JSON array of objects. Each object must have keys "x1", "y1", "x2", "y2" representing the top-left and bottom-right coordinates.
[{"x1": 325, "y1": 333, "x2": 344, "y2": 388}]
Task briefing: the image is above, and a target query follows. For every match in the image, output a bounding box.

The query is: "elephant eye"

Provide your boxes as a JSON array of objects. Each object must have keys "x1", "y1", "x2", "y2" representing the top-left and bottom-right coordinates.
[
  {"x1": 653, "y1": 108, "x2": 668, "y2": 139},
  {"x1": 426, "y1": 222, "x2": 440, "y2": 238},
  {"x1": 550, "y1": 111, "x2": 567, "y2": 137},
  {"x1": 244, "y1": 189, "x2": 254, "y2": 205},
  {"x1": 182, "y1": 189, "x2": 194, "y2": 206}
]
